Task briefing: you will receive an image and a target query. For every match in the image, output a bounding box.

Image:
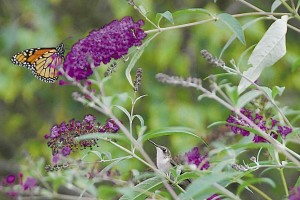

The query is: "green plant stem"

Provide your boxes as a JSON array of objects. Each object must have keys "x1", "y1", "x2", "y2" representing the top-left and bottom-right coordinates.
[
  {"x1": 279, "y1": 168, "x2": 289, "y2": 197},
  {"x1": 280, "y1": 0, "x2": 300, "y2": 21},
  {"x1": 249, "y1": 164, "x2": 300, "y2": 170},
  {"x1": 129, "y1": 92, "x2": 137, "y2": 152},
  {"x1": 145, "y1": 17, "x2": 216, "y2": 34},
  {"x1": 248, "y1": 184, "x2": 272, "y2": 200},
  {"x1": 145, "y1": 12, "x2": 294, "y2": 35},
  {"x1": 237, "y1": 0, "x2": 300, "y2": 33}
]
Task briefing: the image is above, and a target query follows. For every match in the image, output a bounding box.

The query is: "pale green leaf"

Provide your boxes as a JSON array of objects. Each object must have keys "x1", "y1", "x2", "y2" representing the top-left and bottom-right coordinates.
[
  {"x1": 133, "y1": 114, "x2": 145, "y2": 127},
  {"x1": 238, "y1": 15, "x2": 288, "y2": 94},
  {"x1": 237, "y1": 90, "x2": 263, "y2": 109},
  {"x1": 141, "y1": 127, "x2": 207, "y2": 145},
  {"x1": 272, "y1": 86, "x2": 285, "y2": 98},
  {"x1": 125, "y1": 34, "x2": 158, "y2": 87},
  {"x1": 114, "y1": 105, "x2": 131, "y2": 121},
  {"x1": 271, "y1": 0, "x2": 286, "y2": 12},
  {"x1": 88, "y1": 150, "x2": 103, "y2": 160},
  {"x1": 180, "y1": 172, "x2": 239, "y2": 199},
  {"x1": 119, "y1": 176, "x2": 164, "y2": 200}
]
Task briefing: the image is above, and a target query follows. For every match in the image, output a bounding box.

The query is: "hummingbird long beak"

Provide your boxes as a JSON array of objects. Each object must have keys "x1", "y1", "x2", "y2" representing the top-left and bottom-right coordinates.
[{"x1": 148, "y1": 139, "x2": 160, "y2": 148}]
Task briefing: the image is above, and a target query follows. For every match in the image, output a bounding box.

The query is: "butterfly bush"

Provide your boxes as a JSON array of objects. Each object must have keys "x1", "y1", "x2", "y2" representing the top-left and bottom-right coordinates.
[
  {"x1": 226, "y1": 108, "x2": 293, "y2": 143},
  {"x1": 63, "y1": 16, "x2": 147, "y2": 80},
  {"x1": 44, "y1": 114, "x2": 120, "y2": 159}
]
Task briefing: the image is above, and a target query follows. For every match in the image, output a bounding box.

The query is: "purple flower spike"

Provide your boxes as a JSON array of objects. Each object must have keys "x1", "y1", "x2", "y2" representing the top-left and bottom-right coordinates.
[
  {"x1": 63, "y1": 16, "x2": 147, "y2": 80},
  {"x1": 226, "y1": 108, "x2": 293, "y2": 143},
  {"x1": 46, "y1": 115, "x2": 121, "y2": 156}
]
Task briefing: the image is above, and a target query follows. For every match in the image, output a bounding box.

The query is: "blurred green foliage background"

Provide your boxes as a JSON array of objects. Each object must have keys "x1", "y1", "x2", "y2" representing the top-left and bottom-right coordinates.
[{"x1": 0, "y1": 0, "x2": 300, "y2": 198}]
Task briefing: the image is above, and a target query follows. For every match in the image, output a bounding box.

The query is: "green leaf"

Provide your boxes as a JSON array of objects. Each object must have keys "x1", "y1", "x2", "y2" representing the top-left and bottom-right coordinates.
[
  {"x1": 98, "y1": 156, "x2": 132, "y2": 176},
  {"x1": 237, "y1": 178, "x2": 276, "y2": 195},
  {"x1": 125, "y1": 33, "x2": 158, "y2": 87},
  {"x1": 237, "y1": 90, "x2": 263, "y2": 109},
  {"x1": 271, "y1": 0, "x2": 286, "y2": 12},
  {"x1": 88, "y1": 150, "x2": 103, "y2": 160},
  {"x1": 272, "y1": 86, "x2": 285, "y2": 98},
  {"x1": 173, "y1": 8, "x2": 212, "y2": 17},
  {"x1": 238, "y1": 15, "x2": 288, "y2": 94},
  {"x1": 119, "y1": 176, "x2": 164, "y2": 200},
  {"x1": 133, "y1": 114, "x2": 145, "y2": 127},
  {"x1": 218, "y1": 13, "x2": 246, "y2": 45},
  {"x1": 207, "y1": 121, "x2": 227, "y2": 129},
  {"x1": 140, "y1": 127, "x2": 207, "y2": 146},
  {"x1": 156, "y1": 11, "x2": 174, "y2": 25},
  {"x1": 102, "y1": 151, "x2": 112, "y2": 160},
  {"x1": 114, "y1": 105, "x2": 131, "y2": 121},
  {"x1": 180, "y1": 172, "x2": 239, "y2": 199},
  {"x1": 237, "y1": 44, "x2": 256, "y2": 68},
  {"x1": 177, "y1": 171, "x2": 199, "y2": 183},
  {"x1": 224, "y1": 84, "x2": 238, "y2": 105},
  {"x1": 260, "y1": 86, "x2": 273, "y2": 99},
  {"x1": 220, "y1": 17, "x2": 264, "y2": 58},
  {"x1": 138, "y1": 5, "x2": 147, "y2": 16}
]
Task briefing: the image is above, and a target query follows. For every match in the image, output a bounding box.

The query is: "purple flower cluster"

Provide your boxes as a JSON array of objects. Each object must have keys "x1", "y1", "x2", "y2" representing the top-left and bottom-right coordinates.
[
  {"x1": 45, "y1": 114, "x2": 120, "y2": 159},
  {"x1": 185, "y1": 147, "x2": 210, "y2": 170},
  {"x1": 63, "y1": 16, "x2": 147, "y2": 80},
  {"x1": 289, "y1": 187, "x2": 300, "y2": 200},
  {"x1": 1, "y1": 173, "x2": 37, "y2": 198},
  {"x1": 226, "y1": 108, "x2": 293, "y2": 143}
]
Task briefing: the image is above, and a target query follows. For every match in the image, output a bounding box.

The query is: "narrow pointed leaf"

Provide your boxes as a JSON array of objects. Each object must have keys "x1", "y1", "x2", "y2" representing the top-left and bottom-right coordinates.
[
  {"x1": 156, "y1": 11, "x2": 174, "y2": 24},
  {"x1": 218, "y1": 13, "x2": 246, "y2": 45}
]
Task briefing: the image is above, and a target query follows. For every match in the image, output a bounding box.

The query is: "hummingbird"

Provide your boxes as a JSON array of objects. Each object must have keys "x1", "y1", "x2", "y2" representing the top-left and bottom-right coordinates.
[
  {"x1": 148, "y1": 139, "x2": 175, "y2": 174},
  {"x1": 148, "y1": 140, "x2": 191, "y2": 186}
]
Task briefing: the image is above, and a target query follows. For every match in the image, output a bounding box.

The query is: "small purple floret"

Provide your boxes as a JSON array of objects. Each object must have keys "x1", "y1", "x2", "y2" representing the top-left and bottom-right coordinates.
[{"x1": 185, "y1": 147, "x2": 210, "y2": 170}]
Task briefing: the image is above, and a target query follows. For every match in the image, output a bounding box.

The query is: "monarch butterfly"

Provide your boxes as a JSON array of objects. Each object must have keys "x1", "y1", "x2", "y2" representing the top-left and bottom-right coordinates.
[{"x1": 11, "y1": 43, "x2": 65, "y2": 83}]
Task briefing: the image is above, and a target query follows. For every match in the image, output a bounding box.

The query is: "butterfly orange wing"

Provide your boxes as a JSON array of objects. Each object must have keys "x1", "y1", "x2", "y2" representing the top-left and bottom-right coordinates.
[{"x1": 11, "y1": 43, "x2": 64, "y2": 83}]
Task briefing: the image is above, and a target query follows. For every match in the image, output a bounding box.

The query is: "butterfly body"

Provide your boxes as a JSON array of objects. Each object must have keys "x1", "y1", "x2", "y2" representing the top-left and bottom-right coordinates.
[{"x1": 11, "y1": 43, "x2": 65, "y2": 83}]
